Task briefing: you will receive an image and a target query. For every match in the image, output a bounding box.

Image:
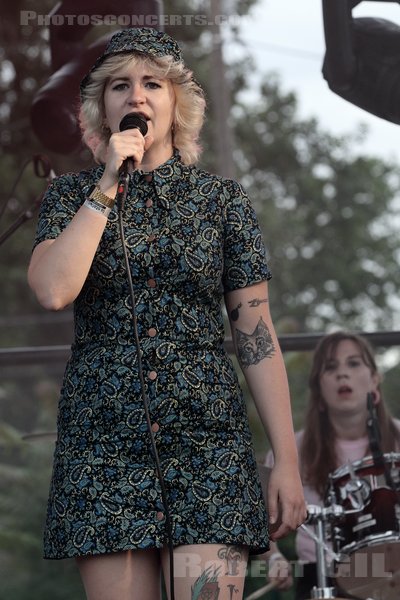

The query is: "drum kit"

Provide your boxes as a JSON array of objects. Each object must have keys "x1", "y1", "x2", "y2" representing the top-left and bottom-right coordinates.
[
  {"x1": 301, "y1": 450, "x2": 400, "y2": 600},
  {"x1": 252, "y1": 392, "x2": 400, "y2": 600},
  {"x1": 301, "y1": 391, "x2": 400, "y2": 600}
]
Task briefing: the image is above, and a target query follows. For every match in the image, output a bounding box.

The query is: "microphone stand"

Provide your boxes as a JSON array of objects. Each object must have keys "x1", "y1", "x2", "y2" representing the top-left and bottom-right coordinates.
[
  {"x1": 0, "y1": 190, "x2": 45, "y2": 246},
  {"x1": 366, "y1": 392, "x2": 383, "y2": 466},
  {"x1": 366, "y1": 392, "x2": 396, "y2": 489},
  {"x1": 0, "y1": 154, "x2": 55, "y2": 246}
]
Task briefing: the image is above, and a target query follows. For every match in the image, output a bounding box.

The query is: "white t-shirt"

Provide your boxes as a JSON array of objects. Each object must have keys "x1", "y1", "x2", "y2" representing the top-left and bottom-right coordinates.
[{"x1": 264, "y1": 420, "x2": 400, "y2": 563}]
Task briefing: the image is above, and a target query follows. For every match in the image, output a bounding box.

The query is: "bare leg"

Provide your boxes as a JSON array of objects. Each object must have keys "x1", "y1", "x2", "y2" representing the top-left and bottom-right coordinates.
[
  {"x1": 76, "y1": 548, "x2": 161, "y2": 600},
  {"x1": 162, "y1": 544, "x2": 249, "y2": 600}
]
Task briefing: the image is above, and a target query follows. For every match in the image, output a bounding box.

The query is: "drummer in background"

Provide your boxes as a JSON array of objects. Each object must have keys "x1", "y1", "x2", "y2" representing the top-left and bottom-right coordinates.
[{"x1": 264, "y1": 330, "x2": 400, "y2": 600}]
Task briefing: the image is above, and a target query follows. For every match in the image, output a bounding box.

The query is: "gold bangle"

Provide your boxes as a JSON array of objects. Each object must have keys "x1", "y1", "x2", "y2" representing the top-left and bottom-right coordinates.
[{"x1": 88, "y1": 185, "x2": 115, "y2": 209}]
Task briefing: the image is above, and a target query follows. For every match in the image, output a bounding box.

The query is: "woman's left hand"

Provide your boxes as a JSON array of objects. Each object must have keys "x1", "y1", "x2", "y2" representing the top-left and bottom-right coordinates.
[{"x1": 267, "y1": 461, "x2": 307, "y2": 540}]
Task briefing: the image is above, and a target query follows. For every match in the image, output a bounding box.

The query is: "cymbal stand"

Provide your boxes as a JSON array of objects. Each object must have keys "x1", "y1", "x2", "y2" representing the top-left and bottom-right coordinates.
[{"x1": 301, "y1": 504, "x2": 343, "y2": 599}]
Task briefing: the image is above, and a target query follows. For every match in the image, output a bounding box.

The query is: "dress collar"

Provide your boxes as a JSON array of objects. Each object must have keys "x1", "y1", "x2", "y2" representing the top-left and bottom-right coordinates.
[
  {"x1": 133, "y1": 149, "x2": 186, "y2": 209},
  {"x1": 89, "y1": 150, "x2": 186, "y2": 210},
  {"x1": 134, "y1": 148, "x2": 184, "y2": 185}
]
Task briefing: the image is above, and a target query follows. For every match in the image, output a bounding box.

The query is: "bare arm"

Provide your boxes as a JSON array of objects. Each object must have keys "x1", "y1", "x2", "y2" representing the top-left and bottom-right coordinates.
[
  {"x1": 225, "y1": 280, "x2": 306, "y2": 539},
  {"x1": 28, "y1": 128, "x2": 152, "y2": 311},
  {"x1": 28, "y1": 206, "x2": 108, "y2": 310}
]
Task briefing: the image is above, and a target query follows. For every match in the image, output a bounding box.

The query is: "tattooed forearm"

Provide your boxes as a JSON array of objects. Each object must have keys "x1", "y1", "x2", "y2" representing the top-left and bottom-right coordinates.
[
  {"x1": 248, "y1": 297, "x2": 268, "y2": 308},
  {"x1": 235, "y1": 317, "x2": 275, "y2": 368}
]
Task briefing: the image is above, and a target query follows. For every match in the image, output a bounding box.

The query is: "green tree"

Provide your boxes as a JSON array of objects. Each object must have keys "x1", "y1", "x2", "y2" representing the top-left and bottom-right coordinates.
[{"x1": 234, "y1": 75, "x2": 400, "y2": 334}]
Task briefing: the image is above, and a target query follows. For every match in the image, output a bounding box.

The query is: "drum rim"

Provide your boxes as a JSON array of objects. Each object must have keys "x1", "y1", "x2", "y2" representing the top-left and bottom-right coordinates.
[
  {"x1": 336, "y1": 530, "x2": 400, "y2": 559},
  {"x1": 330, "y1": 451, "x2": 400, "y2": 480}
]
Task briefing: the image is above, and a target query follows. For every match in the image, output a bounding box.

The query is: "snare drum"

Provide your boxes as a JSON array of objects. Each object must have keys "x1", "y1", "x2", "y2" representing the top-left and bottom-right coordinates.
[{"x1": 328, "y1": 452, "x2": 400, "y2": 600}]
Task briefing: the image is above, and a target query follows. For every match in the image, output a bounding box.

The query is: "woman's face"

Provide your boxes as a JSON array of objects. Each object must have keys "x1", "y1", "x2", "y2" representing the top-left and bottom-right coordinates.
[
  {"x1": 103, "y1": 61, "x2": 175, "y2": 156},
  {"x1": 319, "y1": 339, "x2": 379, "y2": 418}
]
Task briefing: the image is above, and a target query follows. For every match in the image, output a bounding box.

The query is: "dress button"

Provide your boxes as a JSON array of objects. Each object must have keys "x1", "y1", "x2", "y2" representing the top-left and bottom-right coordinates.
[
  {"x1": 147, "y1": 278, "x2": 156, "y2": 288},
  {"x1": 145, "y1": 198, "x2": 153, "y2": 208},
  {"x1": 148, "y1": 327, "x2": 157, "y2": 337},
  {"x1": 151, "y1": 422, "x2": 160, "y2": 433},
  {"x1": 147, "y1": 233, "x2": 156, "y2": 242},
  {"x1": 148, "y1": 370, "x2": 157, "y2": 380},
  {"x1": 156, "y1": 511, "x2": 164, "y2": 521}
]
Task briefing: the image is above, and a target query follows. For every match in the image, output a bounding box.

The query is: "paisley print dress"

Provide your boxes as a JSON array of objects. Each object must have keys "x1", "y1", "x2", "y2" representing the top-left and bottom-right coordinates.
[{"x1": 34, "y1": 152, "x2": 272, "y2": 559}]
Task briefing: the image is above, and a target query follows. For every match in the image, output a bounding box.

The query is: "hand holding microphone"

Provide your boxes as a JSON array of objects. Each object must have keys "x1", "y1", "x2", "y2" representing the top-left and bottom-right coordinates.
[
  {"x1": 118, "y1": 113, "x2": 148, "y2": 176},
  {"x1": 101, "y1": 112, "x2": 149, "y2": 189},
  {"x1": 84, "y1": 113, "x2": 149, "y2": 218},
  {"x1": 109, "y1": 113, "x2": 149, "y2": 211}
]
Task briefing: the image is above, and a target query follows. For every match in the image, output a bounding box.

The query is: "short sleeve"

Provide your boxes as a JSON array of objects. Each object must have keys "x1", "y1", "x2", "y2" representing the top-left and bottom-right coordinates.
[
  {"x1": 222, "y1": 180, "x2": 271, "y2": 292},
  {"x1": 33, "y1": 173, "x2": 85, "y2": 249}
]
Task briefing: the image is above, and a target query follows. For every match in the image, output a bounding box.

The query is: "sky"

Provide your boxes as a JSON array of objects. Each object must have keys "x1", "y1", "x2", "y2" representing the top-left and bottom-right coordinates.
[{"x1": 229, "y1": 0, "x2": 400, "y2": 164}]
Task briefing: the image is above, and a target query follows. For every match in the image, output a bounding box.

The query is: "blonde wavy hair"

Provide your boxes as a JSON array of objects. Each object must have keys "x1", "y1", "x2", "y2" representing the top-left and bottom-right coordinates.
[{"x1": 79, "y1": 52, "x2": 206, "y2": 166}]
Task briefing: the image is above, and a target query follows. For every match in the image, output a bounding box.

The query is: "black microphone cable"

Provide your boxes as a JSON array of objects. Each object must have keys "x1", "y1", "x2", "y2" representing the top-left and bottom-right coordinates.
[{"x1": 115, "y1": 135, "x2": 176, "y2": 600}]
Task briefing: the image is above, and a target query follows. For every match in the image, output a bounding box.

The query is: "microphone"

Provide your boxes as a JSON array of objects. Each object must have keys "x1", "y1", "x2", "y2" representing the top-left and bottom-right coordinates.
[{"x1": 119, "y1": 113, "x2": 148, "y2": 176}]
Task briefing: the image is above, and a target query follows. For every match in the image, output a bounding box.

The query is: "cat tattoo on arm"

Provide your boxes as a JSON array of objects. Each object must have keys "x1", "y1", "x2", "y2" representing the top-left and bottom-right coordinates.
[{"x1": 236, "y1": 317, "x2": 275, "y2": 368}]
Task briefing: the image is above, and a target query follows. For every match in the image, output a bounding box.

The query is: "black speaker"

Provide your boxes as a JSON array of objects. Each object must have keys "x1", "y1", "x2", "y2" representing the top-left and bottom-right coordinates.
[{"x1": 322, "y1": 0, "x2": 400, "y2": 124}]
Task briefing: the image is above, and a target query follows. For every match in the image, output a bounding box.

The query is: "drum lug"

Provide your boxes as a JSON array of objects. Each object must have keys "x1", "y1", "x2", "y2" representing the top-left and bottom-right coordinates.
[
  {"x1": 332, "y1": 526, "x2": 345, "y2": 547},
  {"x1": 395, "y1": 503, "x2": 400, "y2": 529},
  {"x1": 392, "y1": 461, "x2": 400, "y2": 491},
  {"x1": 309, "y1": 585, "x2": 338, "y2": 599}
]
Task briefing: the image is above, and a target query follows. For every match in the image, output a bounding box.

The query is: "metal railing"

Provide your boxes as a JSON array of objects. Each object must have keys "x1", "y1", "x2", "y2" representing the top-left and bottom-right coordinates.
[{"x1": 2, "y1": 330, "x2": 400, "y2": 366}]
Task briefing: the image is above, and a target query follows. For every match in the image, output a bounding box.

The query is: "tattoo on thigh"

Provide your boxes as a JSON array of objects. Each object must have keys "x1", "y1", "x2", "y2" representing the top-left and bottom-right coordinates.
[
  {"x1": 192, "y1": 566, "x2": 221, "y2": 599},
  {"x1": 217, "y1": 546, "x2": 243, "y2": 576},
  {"x1": 227, "y1": 583, "x2": 239, "y2": 599},
  {"x1": 191, "y1": 564, "x2": 241, "y2": 599},
  {"x1": 236, "y1": 317, "x2": 275, "y2": 368}
]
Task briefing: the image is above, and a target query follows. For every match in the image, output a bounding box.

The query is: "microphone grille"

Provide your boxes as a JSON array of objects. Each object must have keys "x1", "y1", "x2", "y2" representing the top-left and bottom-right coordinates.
[{"x1": 119, "y1": 113, "x2": 148, "y2": 136}]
